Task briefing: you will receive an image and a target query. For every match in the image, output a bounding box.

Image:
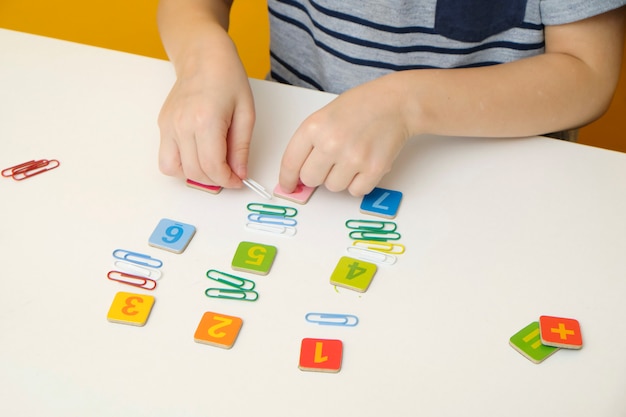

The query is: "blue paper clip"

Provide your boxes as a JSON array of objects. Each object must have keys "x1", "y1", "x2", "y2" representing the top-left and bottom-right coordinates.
[
  {"x1": 305, "y1": 313, "x2": 359, "y2": 327},
  {"x1": 205, "y1": 288, "x2": 259, "y2": 301},
  {"x1": 247, "y1": 213, "x2": 298, "y2": 227},
  {"x1": 247, "y1": 203, "x2": 298, "y2": 218},
  {"x1": 112, "y1": 249, "x2": 163, "y2": 268},
  {"x1": 206, "y1": 269, "x2": 255, "y2": 291}
]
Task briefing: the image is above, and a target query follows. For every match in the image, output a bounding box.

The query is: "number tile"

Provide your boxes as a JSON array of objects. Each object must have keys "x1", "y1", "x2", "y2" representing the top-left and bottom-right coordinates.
[
  {"x1": 194, "y1": 312, "x2": 243, "y2": 349},
  {"x1": 106, "y1": 291, "x2": 155, "y2": 326},
  {"x1": 330, "y1": 256, "x2": 377, "y2": 293},
  {"x1": 298, "y1": 338, "x2": 343, "y2": 373},
  {"x1": 273, "y1": 182, "x2": 316, "y2": 205},
  {"x1": 231, "y1": 241, "x2": 277, "y2": 275},
  {"x1": 148, "y1": 218, "x2": 196, "y2": 254},
  {"x1": 360, "y1": 187, "x2": 403, "y2": 219}
]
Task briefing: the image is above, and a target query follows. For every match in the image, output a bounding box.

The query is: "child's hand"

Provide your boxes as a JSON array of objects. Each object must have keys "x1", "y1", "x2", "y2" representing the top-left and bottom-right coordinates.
[
  {"x1": 157, "y1": 33, "x2": 255, "y2": 188},
  {"x1": 279, "y1": 74, "x2": 413, "y2": 197}
]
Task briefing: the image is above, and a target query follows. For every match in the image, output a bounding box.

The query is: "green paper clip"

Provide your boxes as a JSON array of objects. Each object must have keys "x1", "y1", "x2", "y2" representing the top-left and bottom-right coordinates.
[
  {"x1": 206, "y1": 269, "x2": 255, "y2": 291},
  {"x1": 247, "y1": 202, "x2": 298, "y2": 217},
  {"x1": 205, "y1": 288, "x2": 259, "y2": 301},
  {"x1": 345, "y1": 219, "x2": 397, "y2": 232},
  {"x1": 349, "y1": 230, "x2": 402, "y2": 241}
]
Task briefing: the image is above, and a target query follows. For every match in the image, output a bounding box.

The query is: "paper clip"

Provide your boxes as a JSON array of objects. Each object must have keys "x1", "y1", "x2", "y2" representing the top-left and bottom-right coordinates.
[
  {"x1": 107, "y1": 270, "x2": 157, "y2": 290},
  {"x1": 205, "y1": 288, "x2": 259, "y2": 301},
  {"x1": 112, "y1": 249, "x2": 163, "y2": 268},
  {"x1": 352, "y1": 240, "x2": 406, "y2": 255},
  {"x1": 305, "y1": 313, "x2": 359, "y2": 327},
  {"x1": 247, "y1": 203, "x2": 298, "y2": 217},
  {"x1": 346, "y1": 246, "x2": 397, "y2": 265},
  {"x1": 247, "y1": 213, "x2": 298, "y2": 227},
  {"x1": 349, "y1": 230, "x2": 401, "y2": 241},
  {"x1": 345, "y1": 219, "x2": 397, "y2": 232},
  {"x1": 245, "y1": 222, "x2": 297, "y2": 237},
  {"x1": 242, "y1": 178, "x2": 272, "y2": 200},
  {"x1": 206, "y1": 269, "x2": 255, "y2": 291},
  {"x1": 113, "y1": 260, "x2": 162, "y2": 280},
  {"x1": 2, "y1": 159, "x2": 60, "y2": 181},
  {"x1": 2, "y1": 160, "x2": 38, "y2": 177}
]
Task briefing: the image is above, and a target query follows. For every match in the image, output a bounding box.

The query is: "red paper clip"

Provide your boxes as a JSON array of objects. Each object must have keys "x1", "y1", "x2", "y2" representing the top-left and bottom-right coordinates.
[
  {"x1": 107, "y1": 270, "x2": 157, "y2": 291},
  {"x1": 2, "y1": 159, "x2": 60, "y2": 181}
]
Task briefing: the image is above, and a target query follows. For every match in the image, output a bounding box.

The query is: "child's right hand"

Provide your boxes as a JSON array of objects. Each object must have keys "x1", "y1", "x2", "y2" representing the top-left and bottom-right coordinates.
[{"x1": 157, "y1": 29, "x2": 255, "y2": 188}]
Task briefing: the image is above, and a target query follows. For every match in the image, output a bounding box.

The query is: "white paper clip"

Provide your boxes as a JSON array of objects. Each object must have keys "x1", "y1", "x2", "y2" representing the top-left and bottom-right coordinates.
[
  {"x1": 245, "y1": 222, "x2": 297, "y2": 237},
  {"x1": 305, "y1": 313, "x2": 359, "y2": 327},
  {"x1": 346, "y1": 246, "x2": 397, "y2": 265},
  {"x1": 113, "y1": 260, "x2": 162, "y2": 281},
  {"x1": 242, "y1": 178, "x2": 272, "y2": 200},
  {"x1": 352, "y1": 240, "x2": 405, "y2": 255}
]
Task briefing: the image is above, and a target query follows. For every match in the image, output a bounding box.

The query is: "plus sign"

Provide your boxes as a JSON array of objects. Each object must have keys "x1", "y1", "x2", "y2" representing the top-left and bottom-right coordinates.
[{"x1": 551, "y1": 323, "x2": 575, "y2": 340}]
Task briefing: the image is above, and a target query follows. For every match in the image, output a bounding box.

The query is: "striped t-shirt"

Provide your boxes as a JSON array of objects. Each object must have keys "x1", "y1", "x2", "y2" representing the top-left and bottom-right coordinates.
[{"x1": 268, "y1": 0, "x2": 625, "y2": 94}]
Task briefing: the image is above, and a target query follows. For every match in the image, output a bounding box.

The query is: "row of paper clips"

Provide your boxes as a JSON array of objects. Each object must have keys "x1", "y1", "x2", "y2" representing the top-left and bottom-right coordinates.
[
  {"x1": 345, "y1": 219, "x2": 405, "y2": 265},
  {"x1": 1, "y1": 158, "x2": 60, "y2": 181},
  {"x1": 107, "y1": 249, "x2": 164, "y2": 290},
  {"x1": 205, "y1": 269, "x2": 259, "y2": 301},
  {"x1": 244, "y1": 202, "x2": 299, "y2": 237}
]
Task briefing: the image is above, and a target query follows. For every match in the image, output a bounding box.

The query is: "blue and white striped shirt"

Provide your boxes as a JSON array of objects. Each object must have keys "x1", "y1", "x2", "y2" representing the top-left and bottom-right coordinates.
[{"x1": 268, "y1": 0, "x2": 625, "y2": 94}]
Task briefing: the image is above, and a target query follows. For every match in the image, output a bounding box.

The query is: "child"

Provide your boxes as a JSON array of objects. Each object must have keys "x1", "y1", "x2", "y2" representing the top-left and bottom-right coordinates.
[{"x1": 156, "y1": 0, "x2": 625, "y2": 196}]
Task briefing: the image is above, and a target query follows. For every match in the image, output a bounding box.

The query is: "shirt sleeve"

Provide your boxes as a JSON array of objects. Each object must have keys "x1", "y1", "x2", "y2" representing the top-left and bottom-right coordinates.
[{"x1": 541, "y1": 0, "x2": 625, "y2": 25}]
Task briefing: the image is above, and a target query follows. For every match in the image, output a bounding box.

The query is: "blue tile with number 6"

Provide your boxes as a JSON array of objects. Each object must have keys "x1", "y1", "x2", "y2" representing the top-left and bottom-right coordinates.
[{"x1": 148, "y1": 218, "x2": 196, "y2": 254}]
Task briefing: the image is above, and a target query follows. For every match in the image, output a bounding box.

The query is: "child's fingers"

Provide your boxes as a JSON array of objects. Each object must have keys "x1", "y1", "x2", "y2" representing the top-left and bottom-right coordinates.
[
  {"x1": 279, "y1": 135, "x2": 314, "y2": 193},
  {"x1": 158, "y1": 134, "x2": 184, "y2": 178},
  {"x1": 225, "y1": 105, "x2": 255, "y2": 184}
]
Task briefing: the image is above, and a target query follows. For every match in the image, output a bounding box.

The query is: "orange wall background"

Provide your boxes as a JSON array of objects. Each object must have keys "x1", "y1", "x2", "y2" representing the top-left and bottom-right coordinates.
[{"x1": 0, "y1": 0, "x2": 623, "y2": 152}]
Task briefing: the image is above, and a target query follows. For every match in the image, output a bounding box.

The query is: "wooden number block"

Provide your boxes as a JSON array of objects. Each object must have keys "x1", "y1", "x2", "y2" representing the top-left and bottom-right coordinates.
[
  {"x1": 194, "y1": 312, "x2": 243, "y2": 349},
  {"x1": 186, "y1": 179, "x2": 222, "y2": 194},
  {"x1": 299, "y1": 338, "x2": 343, "y2": 373},
  {"x1": 148, "y1": 218, "x2": 196, "y2": 254},
  {"x1": 231, "y1": 241, "x2": 277, "y2": 275},
  {"x1": 107, "y1": 291, "x2": 155, "y2": 326},
  {"x1": 273, "y1": 182, "x2": 316, "y2": 205},
  {"x1": 330, "y1": 256, "x2": 377, "y2": 293},
  {"x1": 360, "y1": 187, "x2": 403, "y2": 219}
]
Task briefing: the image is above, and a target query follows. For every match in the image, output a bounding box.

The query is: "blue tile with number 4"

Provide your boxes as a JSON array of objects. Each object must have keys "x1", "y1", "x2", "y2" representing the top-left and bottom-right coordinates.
[
  {"x1": 360, "y1": 187, "x2": 403, "y2": 219},
  {"x1": 148, "y1": 218, "x2": 196, "y2": 253}
]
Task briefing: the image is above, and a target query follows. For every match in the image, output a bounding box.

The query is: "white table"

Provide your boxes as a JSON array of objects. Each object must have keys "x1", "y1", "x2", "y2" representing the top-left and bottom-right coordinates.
[{"x1": 1, "y1": 29, "x2": 625, "y2": 417}]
